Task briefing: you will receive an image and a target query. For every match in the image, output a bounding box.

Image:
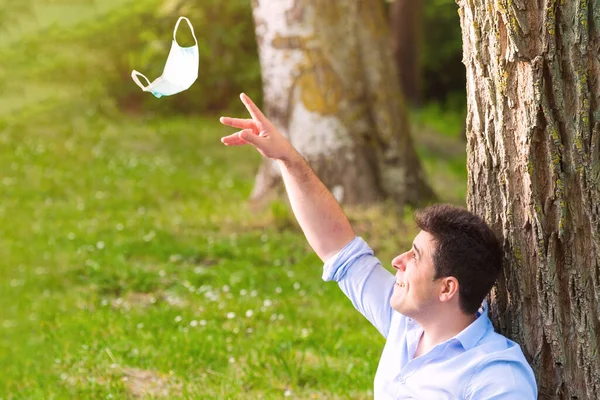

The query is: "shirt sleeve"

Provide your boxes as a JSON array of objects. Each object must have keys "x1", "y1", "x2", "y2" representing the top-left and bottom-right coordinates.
[
  {"x1": 465, "y1": 358, "x2": 538, "y2": 399},
  {"x1": 322, "y1": 236, "x2": 396, "y2": 338}
]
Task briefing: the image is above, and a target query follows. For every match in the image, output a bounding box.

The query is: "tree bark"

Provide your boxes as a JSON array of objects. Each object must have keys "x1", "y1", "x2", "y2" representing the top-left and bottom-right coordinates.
[
  {"x1": 457, "y1": 0, "x2": 600, "y2": 398},
  {"x1": 390, "y1": 0, "x2": 423, "y2": 107},
  {"x1": 249, "y1": 0, "x2": 434, "y2": 208}
]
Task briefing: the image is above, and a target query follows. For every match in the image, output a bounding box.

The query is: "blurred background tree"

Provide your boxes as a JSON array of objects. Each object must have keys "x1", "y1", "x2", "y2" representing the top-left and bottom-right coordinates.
[
  {"x1": 390, "y1": 0, "x2": 423, "y2": 107},
  {"x1": 246, "y1": 0, "x2": 434, "y2": 208}
]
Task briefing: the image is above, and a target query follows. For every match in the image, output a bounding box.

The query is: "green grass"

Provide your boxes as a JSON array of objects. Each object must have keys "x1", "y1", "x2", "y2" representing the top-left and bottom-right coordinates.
[
  {"x1": 0, "y1": 111, "x2": 394, "y2": 399},
  {"x1": 0, "y1": 2, "x2": 467, "y2": 398},
  {"x1": 0, "y1": 110, "x2": 467, "y2": 400}
]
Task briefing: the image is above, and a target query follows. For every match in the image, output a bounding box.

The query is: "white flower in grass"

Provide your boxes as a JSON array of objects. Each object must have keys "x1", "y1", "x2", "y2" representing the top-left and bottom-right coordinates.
[
  {"x1": 284, "y1": 389, "x2": 292, "y2": 397},
  {"x1": 174, "y1": 315, "x2": 182, "y2": 323},
  {"x1": 190, "y1": 320, "x2": 198, "y2": 327},
  {"x1": 293, "y1": 282, "x2": 301, "y2": 290},
  {"x1": 143, "y1": 230, "x2": 155, "y2": 242},
  {"x1": 2, "y1": 320, "x2": 15, "y2": 328},
  {"x1": 278, "y1": 314, "x2": 284, "y2": 321},
  {"x1": 270, "y1": 314, "x2": 277, "y2": 322},
  {"x1": 301, "y1": 328, "x2": 310, "y2": 338},
  {"x1": 245, "y1": 309, "x2": 253, "y2": 318},
  {"x1": 250, "y1": 290, "x2": 258, "y2": 297},
  {"x1": 96, "y1": 241, "x2": 105, "y2": 250},
  {"x1": 159, "y1": 270, "x2": 166, "y2": 277},
  {"x1": 226, "y1": 312, "x2": 236, "y2": 319},
  {"x1": 199, "y1": 320, "x2": 207, "y2": 326},
  {"x1": 229, "y1": 357, "x2": 236, "y2": 364},
  {"x1": 222, "y1": 285, "x2": 230, "y2": 293},
  {"x1": 67, "y1": 232, "x2": 76, "y2": 240},
  {"x1": 246, "y1": 328, "x2": 254, "y2": 334},
  {"x1": 116, "y1": 223, "x2": 124, "y2": 231},
  {"x1": 240, "y1": 289, "x2": 248, "y2": 296},
  {"x1": 263, "y1": 299, "x2": 272, "y2": 307},
  {"x1": 137, "y1": 323, "x2": 144, "y2": 329},
  {"x1": 275, "y1": 287, "x2": 282, "y2": 294}
]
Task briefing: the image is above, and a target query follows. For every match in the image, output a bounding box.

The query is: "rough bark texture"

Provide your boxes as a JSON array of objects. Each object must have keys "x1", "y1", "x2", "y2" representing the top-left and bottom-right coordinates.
[
  {"x1": 250, "y1": 0, "x2": 434, "y2": 208},
  {"x1": 390, "y1": 0, "x2": 423, "y2": 106},
  {"x1": 457, "y1": 0, "x2": 600, "y2": 398}
]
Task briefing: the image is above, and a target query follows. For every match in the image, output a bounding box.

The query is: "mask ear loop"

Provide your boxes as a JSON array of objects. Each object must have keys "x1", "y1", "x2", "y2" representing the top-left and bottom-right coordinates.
[
  {"x1": 131, "y1": 70, "x2": 152, "y2": 91},
  {"x1": 173, "y1": 16, "x2": 198, "y2": 46}
]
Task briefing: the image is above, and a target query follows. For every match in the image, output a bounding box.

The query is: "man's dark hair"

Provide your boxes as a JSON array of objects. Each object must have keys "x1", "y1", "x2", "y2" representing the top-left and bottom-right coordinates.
[{"x1": 414, "y1": 204, "x2": 503, "y2": 314}]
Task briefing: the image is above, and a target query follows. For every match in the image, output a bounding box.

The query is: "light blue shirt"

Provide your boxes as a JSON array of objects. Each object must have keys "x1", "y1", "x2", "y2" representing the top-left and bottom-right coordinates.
[{"x1": 323, "y1": 237, "x2": 537, "y2": 399}]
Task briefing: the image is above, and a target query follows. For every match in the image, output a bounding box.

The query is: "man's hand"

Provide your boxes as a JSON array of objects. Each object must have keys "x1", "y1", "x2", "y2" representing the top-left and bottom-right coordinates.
[
  {"x1": 220, "y1": 93, "x2": 296, "y2": 162},
  {"x1": 219, "y1": 92, "x2": 355, "y2": 262}
]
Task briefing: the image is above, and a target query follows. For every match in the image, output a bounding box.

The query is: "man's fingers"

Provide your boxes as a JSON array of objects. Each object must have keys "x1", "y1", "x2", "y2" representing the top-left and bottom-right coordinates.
[
  {"x1": 219, "y1": 117, "x2": 255, "y2": 130},
  {"x1": 239, "y1": 128, "x2": 264, "y2": 146},
  {"x1": 220, "y1": 131, "x2": 249, "y2": 146},
  {"x1": 240, "y1": 93, "x2": 268, "y2": 123}
]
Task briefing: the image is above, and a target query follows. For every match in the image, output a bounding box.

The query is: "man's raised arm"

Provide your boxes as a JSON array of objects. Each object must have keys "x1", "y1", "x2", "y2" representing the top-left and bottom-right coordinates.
[{"x1": 220, "y1": 93, "x2": 355, "y2": 261}]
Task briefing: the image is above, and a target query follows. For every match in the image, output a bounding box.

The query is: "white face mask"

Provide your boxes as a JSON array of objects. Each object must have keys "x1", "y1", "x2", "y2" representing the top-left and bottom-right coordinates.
[{"x1": 131, "y1": 17, "x2": 199, "y2": 98}]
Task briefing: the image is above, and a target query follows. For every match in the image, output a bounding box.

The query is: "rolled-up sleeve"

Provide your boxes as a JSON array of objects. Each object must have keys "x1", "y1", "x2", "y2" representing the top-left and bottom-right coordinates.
[{"x1": 322, "y1": 237, "x2": 396, "y2": 338}]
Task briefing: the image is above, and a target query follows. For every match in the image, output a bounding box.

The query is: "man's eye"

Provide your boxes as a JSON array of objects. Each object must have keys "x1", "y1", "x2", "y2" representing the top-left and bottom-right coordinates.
[{"x1": 412, "y1": 253, "x2": 417, "y2": 261}]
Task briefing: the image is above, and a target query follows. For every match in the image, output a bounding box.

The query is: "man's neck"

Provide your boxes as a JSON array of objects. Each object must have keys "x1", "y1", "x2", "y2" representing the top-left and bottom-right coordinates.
[{"x1": 414, "y1": 308, "x2": 477, "y2": 357}]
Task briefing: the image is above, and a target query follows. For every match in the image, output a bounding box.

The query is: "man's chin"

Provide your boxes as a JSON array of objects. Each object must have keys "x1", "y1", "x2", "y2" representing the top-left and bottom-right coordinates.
[{"x1": 390, "y1": 299, "x2": 405, "y2": 314}]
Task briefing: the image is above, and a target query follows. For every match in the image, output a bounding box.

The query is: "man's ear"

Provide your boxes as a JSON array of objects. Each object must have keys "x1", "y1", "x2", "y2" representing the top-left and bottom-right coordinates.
[{"x1": 438, "y1": 277, "x2": 459, "y2": 303}]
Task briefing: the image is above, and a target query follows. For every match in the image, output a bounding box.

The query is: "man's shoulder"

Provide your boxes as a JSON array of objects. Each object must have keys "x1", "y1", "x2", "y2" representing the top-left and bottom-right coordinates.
[
  {"x1": 465, "y1": 331, "x2": 537, "y2": 398},
  {"x1": 473, "y1": 328, "x2": 530, "y2": 364}
]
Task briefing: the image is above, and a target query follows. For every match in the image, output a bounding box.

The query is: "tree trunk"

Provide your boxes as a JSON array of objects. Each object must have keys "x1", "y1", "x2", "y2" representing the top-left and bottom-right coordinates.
[
  {"x1": 457, "y1": 0, "x2": 600, "y2": 398},
  {"x1": 249, "y1": 0, "x2": 434, "y2": 208},
  {"x1": 390, "y1": 0, "x2": 422, "y2": 107}
]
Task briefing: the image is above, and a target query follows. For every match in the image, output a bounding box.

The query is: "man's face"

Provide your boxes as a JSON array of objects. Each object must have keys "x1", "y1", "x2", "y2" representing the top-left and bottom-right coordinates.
[{"x1": 390, "y1": 230, "x2": 441, "y2": 318}]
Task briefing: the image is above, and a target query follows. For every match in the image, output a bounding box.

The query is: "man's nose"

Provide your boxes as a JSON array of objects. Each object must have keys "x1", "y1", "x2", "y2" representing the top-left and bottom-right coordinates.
[{"x1": 392, "y1": 252, "x2": 407, "y2": 271}]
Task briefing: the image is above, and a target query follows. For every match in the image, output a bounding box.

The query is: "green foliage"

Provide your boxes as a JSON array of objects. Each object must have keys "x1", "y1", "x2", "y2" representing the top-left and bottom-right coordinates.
[
  {"x1": 421, "y1": 0, "x2": 465, "y2": 111},
  {"x1": 155, "y1": 0, "x2": 263, "y2": 114},
  {"x1": 0, "y1": 0, "x2": 261, "y2": 117},
  {"x1": 74, "y1": 0, "x2": 262, "y2": 115},
  {"x1": 413, "y1": 102, "x2": 465, "y2": 139}
]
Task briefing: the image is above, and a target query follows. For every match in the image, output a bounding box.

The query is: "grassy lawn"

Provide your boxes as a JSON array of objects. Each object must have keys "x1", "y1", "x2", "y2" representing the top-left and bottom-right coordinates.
[
  {"x1": 0, "y1": 2, "x2": 467, "y2": 398},
  {"x1": 0, "y1": 110, "x2": 393, "y2": 398},
  {"x1": 0, "y1": 108, "x2": 466, "y2": 400}
]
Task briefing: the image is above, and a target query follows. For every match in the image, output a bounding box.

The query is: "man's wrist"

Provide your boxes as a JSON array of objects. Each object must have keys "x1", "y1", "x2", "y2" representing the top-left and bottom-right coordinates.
[{"x1": 277, "y1": 149, "x2": 304, "y2": 169}]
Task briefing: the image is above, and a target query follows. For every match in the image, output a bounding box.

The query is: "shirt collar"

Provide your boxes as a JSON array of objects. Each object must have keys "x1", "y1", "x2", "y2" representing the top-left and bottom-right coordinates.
[{"x1": 453, "y1": 300, "x2": 491, "y2": 350}]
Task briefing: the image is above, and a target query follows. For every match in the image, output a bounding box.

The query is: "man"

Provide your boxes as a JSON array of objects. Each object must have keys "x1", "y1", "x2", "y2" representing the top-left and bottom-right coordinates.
[{"x1": 220, "y1": 93, "x2": 537, "y2": 399}]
